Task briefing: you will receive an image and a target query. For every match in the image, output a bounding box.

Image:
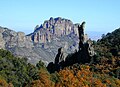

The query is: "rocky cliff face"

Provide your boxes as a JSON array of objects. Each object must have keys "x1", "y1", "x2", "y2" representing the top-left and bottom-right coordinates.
[
  {"x1": 0, "y1": 27, "x2": 33, "y2": 49},
  {"x1": 30, "y1": 17, "x2": 80, "y2": 44},
  {"x1": 0, "y1": 17, "x2": 89, "y2": 64}
]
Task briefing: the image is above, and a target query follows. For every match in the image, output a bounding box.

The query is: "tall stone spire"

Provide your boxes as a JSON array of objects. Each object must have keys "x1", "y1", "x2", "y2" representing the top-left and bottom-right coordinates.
[{"x1": 78, "y1": 21, "x2": 86, "y2": 51}]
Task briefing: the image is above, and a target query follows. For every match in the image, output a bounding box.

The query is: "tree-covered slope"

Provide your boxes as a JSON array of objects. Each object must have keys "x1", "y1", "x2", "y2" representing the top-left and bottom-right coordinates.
[
  {"x1": 97, "y1": 28, "x2": 120, "y2": 56},
  {"x1": 0, "y1": 49, "x2": 39, "y2": 87}
]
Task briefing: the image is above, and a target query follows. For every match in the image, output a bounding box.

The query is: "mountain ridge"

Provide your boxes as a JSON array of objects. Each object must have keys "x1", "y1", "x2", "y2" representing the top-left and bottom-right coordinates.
[{"x1": 0, "y1": 17, "x2": 106, "y2": 64}]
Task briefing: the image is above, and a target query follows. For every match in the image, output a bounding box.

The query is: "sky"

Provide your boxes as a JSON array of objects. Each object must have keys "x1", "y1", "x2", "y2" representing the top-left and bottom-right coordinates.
[{"x1": 0, "y1": 0, "x2": 120, "y2": 34}]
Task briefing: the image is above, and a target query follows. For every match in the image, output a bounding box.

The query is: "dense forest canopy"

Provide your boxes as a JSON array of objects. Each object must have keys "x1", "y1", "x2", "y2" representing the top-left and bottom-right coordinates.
[
  {"x1": 98, "y1": 28, "x2": 120, "y2": 55},
  {"x1": 0, "y1": 49, "x2": 39, "y2": 87}
]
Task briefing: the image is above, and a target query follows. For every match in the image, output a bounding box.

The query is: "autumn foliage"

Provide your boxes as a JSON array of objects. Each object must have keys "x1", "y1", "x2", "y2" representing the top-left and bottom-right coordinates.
[
  {"x1": 55, "y1": 65, "x2": 120, "y2": 87},
  {"x1": 26, "y1": 68, "x2": 54, "y2": 87},
  {"x1": 0, "y1": 79, "x2": 14, "y2": 87},
  {"x1": 29, "y1": 64, "x2": 120, "y2": 87}
]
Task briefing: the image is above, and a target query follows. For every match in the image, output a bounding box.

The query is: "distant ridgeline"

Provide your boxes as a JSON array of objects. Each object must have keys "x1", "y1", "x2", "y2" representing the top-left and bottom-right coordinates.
[{"x1": 47, "y1": 22, "x2": 96, "y2": 73}]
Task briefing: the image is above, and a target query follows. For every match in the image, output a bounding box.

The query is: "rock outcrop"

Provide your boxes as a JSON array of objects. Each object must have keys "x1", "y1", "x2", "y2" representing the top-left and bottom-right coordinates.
[
  {"x1": 47, "y1": 22, "x2": 96, "y2": 73},
  {"x1": 0, "y1": 28, "x2": 33, "y2": 49},
  {"x1": 30, "y1": 17, "x2": 83, "y2": 44},
  {"x1": 0, "y1": 27, "x2": 38, "y2": 63},
  {"x1": 77, "y1": 22, "x2": 95, "y2": 63}
]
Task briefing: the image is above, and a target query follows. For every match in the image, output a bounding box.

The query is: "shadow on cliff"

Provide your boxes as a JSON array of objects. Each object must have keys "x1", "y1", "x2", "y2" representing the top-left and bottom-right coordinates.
[{"x1": 47, "y1": 21, "x2": 96, "y2": 73}]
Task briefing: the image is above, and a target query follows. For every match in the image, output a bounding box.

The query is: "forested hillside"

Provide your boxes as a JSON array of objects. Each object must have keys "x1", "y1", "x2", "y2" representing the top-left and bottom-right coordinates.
[
  {"x1": 0, "y1": 49, "x2": 120, "y2": 87},
  {"x1": 0, "y1": 49, "x2": 39, "y2": 87},
  {"x1": 97, "y1": 28, "x2": 120, "y2": 57},
  {"x1": 28, "y1": 28, "x2": 120, "y2": 87},
  {"x1": 93, "y1": 28, "x2": 120, "y2": 76}
]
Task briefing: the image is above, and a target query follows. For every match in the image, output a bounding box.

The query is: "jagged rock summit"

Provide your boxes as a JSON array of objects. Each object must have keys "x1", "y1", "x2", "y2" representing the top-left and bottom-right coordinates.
[
  {"x1": 30, "y1": 17, "x2": 79, "y2": 43},
  {"x1": 29, "y1": 17, "x2": 88, "y2": 44},
  {"x1": 0, "y1": 17, "x2": 90, "y2": 64}
]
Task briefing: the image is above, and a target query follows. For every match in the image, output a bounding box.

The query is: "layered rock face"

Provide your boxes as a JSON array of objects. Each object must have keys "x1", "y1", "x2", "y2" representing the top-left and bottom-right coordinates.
[
  {"x1": 0, "y1": 27, "x2": 37, "y2": 63},
  {"x1": 31, "y1": 17, "x2": 81, "y2": 44},
  {"x1": 0, "y1": 27, "x2": 33, "y2": 49}
]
